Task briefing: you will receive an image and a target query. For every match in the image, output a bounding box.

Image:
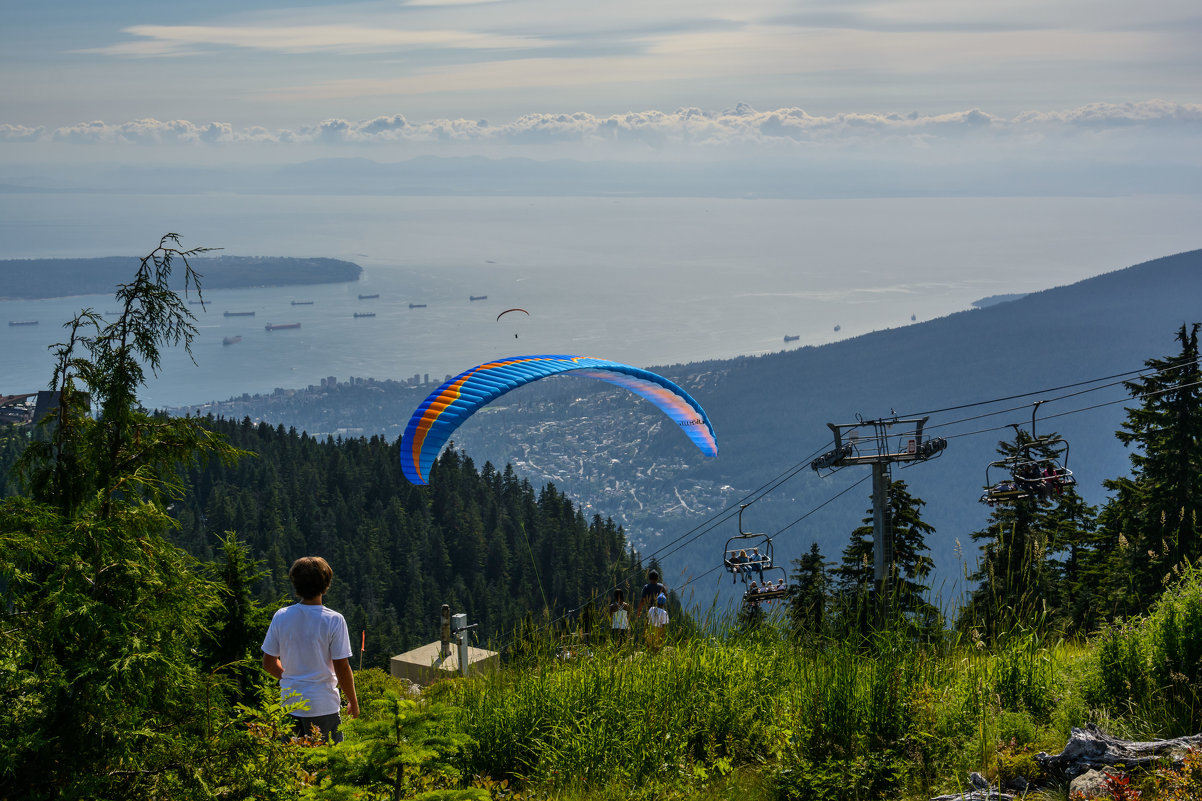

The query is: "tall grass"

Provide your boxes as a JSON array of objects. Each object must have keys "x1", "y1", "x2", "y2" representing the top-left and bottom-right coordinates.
[
  {"x1": 1085, "y1": 564, "x2": 1202, "y2": 737},
  {"x1": 440, "y1": 612, "x2": 1088, "y2": 800}
]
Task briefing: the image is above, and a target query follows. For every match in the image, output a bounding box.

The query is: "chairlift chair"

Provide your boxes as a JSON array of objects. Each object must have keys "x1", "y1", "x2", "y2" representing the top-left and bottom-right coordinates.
[
  {"x1": 724, "y1": 505, "x2": 775, "y2": 583},
  {"x1": 980, "y1": 434, "x2": 1075, "y2": 506},
  {"x1": 742, "y1": 565, "x2": 789, "y2": 605}
]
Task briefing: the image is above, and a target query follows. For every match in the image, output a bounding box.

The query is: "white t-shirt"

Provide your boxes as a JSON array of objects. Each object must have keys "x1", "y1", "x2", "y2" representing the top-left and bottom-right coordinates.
[
  {"x1": 648, "y1": 606, "x2": 668, "y2": 627},
  {"x1": 261, "y1": 603, "x2": 353, "y2": 717}
]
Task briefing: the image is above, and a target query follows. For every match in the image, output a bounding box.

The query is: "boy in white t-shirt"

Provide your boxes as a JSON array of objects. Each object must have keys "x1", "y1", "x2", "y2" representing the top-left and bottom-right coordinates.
[{"x1": 261, "y1": 556, "x2": 359, "y2": 743}]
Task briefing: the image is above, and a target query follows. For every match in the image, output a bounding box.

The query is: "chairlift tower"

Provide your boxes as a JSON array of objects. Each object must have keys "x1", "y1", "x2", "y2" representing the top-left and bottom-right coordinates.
[{"x1": 811, "y1": 416, "x2": 946, "y2": 618}]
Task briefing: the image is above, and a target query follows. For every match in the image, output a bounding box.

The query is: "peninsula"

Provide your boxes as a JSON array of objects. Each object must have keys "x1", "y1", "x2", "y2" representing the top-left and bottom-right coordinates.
[{"x1": 0, "y1": 255, "x2": 362, "y2": 299}]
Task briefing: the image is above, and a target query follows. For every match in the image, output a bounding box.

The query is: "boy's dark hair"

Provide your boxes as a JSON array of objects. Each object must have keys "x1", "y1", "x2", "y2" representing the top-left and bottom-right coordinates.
[
  {"x1": 289, "y1": 556, "x2": 333, "y2": 600},
  {"x1": 614, "y1": 589, "x2": 624, "y2": 602},
  {"x1": 648, "y1": 570, "x2": 659, "y2": 583}
]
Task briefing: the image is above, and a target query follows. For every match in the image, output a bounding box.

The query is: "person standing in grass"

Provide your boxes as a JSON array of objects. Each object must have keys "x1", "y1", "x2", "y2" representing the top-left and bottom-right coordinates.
[
  {"x1": 609, "y1": 589, "x2": 631, "y2": 645},
  {"x1": 261, "y1": 556, "x2": 360, "y2": 743},
  {"x1": 647, "y1": 593, "x2": 669, "y2": 651},
  {"x1": 638, "y1": 569, "x2": 668, "y2": 616}
]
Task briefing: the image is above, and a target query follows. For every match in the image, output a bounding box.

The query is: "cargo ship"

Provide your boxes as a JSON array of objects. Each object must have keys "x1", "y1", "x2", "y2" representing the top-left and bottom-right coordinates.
[
  {"x1": 222, "y1": 335, "x2": 242, "y2": 346},
  {"x1": 265, "y1": 322, "x2": 301, "y2": 331},
  {"x1": 409, "y1": 303, "x2": 427, "y2": 309},
  {"x1": 469, "y1": 295, "x2": 488, "y2": 301},
  {"x1": 783, "y1": 334, "x2": 800, "y2": 342},
  {"x1": 353, "y1": 312, "x2": 375, "y2": 318},
  {"x1": 224, "y1": 311, "x2": 255, "y2": 317},
  {"x1": 358, "y1": 293, "x2": 379, "y2": 300},
  {"x1": 8, "y1": 320, "x2": 38, "y2": 326},
  {"x1": 291, "y1": 300, "x2": 314, "y2": 306}
]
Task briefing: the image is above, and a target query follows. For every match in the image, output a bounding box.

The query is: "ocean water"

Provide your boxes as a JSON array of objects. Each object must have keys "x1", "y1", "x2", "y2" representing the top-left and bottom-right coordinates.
[{"x1": 2, "y1": 192, "x2": 1200, "y2": 409}]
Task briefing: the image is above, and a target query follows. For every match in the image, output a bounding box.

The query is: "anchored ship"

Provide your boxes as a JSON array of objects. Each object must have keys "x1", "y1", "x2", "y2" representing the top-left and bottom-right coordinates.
[
  {"x1": 358, "y1": 293, "x2": 380, "y2": 300},
  {"x1": 264, "y1": 322, "x2": 301, "y2": 331},
  {"x1": 353, "y1": 312, "x2": 375, "y2": 318},
  {"x1": 222, "y1": 335, "x2": 242, "y2": 346},
  {"x1": 224, "y1": 311, "x2": 255, "y2": 317}
]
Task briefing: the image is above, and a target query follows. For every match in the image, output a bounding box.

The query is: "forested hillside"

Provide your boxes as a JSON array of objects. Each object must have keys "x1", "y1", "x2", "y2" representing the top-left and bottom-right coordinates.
[{"x1": 170, "y1": 418, "x2": 643, "y2": 665}]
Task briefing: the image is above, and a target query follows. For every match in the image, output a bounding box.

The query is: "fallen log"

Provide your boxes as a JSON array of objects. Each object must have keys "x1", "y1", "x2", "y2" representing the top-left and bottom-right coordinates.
[{"x1": 1035, "y1": 723, "x2": 1202, "y2": 780}]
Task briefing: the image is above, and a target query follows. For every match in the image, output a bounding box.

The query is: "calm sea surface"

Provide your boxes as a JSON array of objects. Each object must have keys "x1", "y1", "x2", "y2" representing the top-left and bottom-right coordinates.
[{"x1": 2, "y1": 193, "x2": 1199, "y2": 409}]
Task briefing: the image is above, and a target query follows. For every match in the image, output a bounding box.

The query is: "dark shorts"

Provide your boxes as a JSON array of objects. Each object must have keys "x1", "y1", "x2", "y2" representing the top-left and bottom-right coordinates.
[{"x1": 289, "y1": 712, "x2": 343, "y2": 743}]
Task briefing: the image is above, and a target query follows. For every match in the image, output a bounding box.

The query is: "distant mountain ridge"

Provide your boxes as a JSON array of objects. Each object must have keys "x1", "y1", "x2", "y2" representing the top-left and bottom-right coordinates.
[{"x1": 0, "y1": 255, "x2": 362, "y2": 300}]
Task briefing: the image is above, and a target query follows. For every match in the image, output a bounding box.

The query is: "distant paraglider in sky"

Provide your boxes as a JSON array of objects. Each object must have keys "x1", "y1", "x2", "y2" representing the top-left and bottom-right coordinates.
[
  {"x1": 398, "y1": 354, "x2": 719, "y2": 485},
  {"x1": 496, "y1": 307, "x2": 529, "y2": 338}
]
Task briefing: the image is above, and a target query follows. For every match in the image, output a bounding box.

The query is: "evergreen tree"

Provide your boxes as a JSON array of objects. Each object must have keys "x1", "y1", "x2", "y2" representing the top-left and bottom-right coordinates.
[
  {"x1": 0, "y1": 237, "x2": 296, "y2": 799},
  {"x1": 831, "y1": 508, "x2": 875, "y2": 637},
  {"x1": 788, "y1": 542, "x2": 830, "y2": 638},
  {"x1": 959, "y1": 429, "x2": 1093, "y2": 636},
  {"x1": 1045, "y1": 487, "x2": 1101, "y2": 633},
  {"x1": 832, "y1": 479, "x2": 939, "y2": 636},
  {"x1": 1094, "y1": 323, "x2": 1202, "y2": 618}
]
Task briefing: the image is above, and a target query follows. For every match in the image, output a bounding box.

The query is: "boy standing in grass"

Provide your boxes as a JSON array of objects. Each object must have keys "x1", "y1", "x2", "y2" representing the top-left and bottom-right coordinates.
[
  {"x1": 647, "y1": 593, "x2": 669, "y2": 651},
  {"x1": 261, "y1": 556, "x2": 360, "y2": 743}
]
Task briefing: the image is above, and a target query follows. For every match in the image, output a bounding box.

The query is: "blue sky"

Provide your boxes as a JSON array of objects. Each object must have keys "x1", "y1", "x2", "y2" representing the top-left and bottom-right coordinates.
[{"x1": 2, "y1": 0, "x2": 1200, "y2": 174}]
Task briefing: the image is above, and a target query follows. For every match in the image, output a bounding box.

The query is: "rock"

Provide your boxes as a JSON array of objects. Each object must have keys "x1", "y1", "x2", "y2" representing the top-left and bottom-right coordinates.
[{"x1": 1069, "y1": 768, "x2": 1114, "y2": 799}]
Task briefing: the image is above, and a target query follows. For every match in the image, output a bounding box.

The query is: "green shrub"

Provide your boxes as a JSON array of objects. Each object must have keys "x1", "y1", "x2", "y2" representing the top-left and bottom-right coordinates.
[{"x1": 1085, "y1": 564, "x2": 1202, "y2": 735}]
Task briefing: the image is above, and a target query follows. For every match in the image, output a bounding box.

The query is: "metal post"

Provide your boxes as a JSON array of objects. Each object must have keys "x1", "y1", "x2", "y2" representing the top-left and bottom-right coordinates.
[
  {"x1": 451, "y1": 613, "x2": 469, "y2": 676},
  {"x1": 871, "y1": 461, "x2": 892, "y2": 618},
  {"x1": 440, "y1": 604, "x2": 451, "y2": 661}
]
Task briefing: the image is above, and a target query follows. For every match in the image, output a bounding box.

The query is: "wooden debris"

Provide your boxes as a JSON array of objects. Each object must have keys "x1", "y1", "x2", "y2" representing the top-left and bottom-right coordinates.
[{"x1": 1036, "y1": 723, "x2": 1202, "y2": 780}]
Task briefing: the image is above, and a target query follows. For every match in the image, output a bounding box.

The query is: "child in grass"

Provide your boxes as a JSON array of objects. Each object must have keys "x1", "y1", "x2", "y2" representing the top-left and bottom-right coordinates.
[
  {"x1": 647, "y1": 592, "x2": 669, "y2": 651},
  {"x1": 261, "y1": 556, "x2": 360, "y2": 743},
  {"x1": 609, "y1": 588, "x2": 631, "y2": 645}
]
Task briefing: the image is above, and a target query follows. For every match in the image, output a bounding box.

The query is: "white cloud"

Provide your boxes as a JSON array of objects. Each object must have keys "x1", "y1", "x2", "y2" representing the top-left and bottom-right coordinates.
[
  {"x1": 47, "y1": 119, "x2": 241, "y2": 145},
  {"x1": 5, "y1": 101, "x2": 1199, "y2": 162},
  {"x1": 0, "y1": 124, "x2": 45, "y2": 143}
]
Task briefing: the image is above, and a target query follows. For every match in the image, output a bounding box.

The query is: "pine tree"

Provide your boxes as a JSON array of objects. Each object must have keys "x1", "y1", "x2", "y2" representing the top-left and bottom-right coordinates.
[
  {"x1": 0, "y1": 237, "x2": 296, "y2": 799},
  {"x1": 788, "y1": 542, "x2": 830, "y2": 637},
  {"x1": 1095, "y1": 323, "x2": 1202, "y2": 617},
  {"x1": 832, "y1": 479, "x2": 939, "y2": 636},
  {"x1": 959, "y1": 429, "x2": 1093, "y2": 636}
]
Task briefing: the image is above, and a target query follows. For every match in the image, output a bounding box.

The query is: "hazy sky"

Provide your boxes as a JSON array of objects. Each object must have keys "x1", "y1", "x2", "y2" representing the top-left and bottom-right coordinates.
[{"x1": 2, "y1": 0, "x2": 1200, "y2": 171}]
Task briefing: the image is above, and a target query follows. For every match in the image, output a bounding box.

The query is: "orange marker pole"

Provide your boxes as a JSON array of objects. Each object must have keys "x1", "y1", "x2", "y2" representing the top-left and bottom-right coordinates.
[{"x1": 359, "y1": 630, "x2": 365, "y2": 670}]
